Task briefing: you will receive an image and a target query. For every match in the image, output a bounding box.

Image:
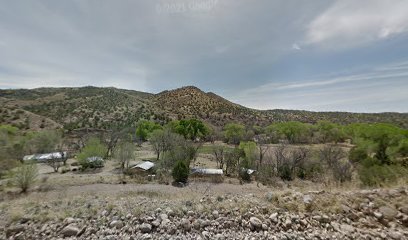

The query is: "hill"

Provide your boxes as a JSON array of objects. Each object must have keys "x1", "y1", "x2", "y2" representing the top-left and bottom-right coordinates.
[{"x1": 0, "y1": 86, "x2": 407, "y2": 131}]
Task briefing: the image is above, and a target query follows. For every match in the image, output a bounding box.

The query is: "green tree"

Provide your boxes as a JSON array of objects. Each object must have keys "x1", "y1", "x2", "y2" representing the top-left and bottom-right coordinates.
[
  {"x1": 396, "y1": 139, "x2": 408, "y2": 158},
  {"x1": 267, "y1": 121, "x2": 312, "y2": 144},
  {"x1": 77, "y1": 137, "x2": 107, "y2": 168},
  {"x1": 172, "y1": 119, "x2": 209, "y2": 141},
  {"x1": 28, "y1": 130, "x2": 62, "y2": 154},
  {"x1": 135, "y1": 120, "x2": 162, "y2": 142},
  {"x1": 348, "y1": 146, "x2": 369, "y2": 164},
  {"x1": 223, "y1": 123, "x2": 245, "y2": 145},
  {"x1": 239, "y1": 141, "x2": 257, "y2": 168},
  {"x1": 316, "y1": 121, "x2": 345, "y2": 143},
  {"x1": 172, "y1": 160, "x2": 189, "y2": 183}
]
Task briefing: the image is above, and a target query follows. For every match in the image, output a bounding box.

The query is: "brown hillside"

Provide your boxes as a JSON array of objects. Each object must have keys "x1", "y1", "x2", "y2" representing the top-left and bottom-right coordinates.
[
  {"x1": 1, "y1": 86, "x2": 407, "y2": 131},
  {"x1": 153, "y1": 86, "x2": 271, "y2": 126}
]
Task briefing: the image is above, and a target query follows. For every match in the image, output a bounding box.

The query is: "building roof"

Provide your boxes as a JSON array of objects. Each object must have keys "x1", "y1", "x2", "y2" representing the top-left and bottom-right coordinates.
[
  {"x1": 131, "y1": 161, "x2": 155, "y2": 171},
  {"x1": 86, "y1": 156, "x2": 104, "y2": 162},
  {"x1": 241, "y1": 168, "x2": 256, "y2": 175},
  {"x1": 191, "y1": 168, "x2": 223, "y2": 175},
  {"x1": 23, "y1": 152, "x2": 67, "y2": 161}
]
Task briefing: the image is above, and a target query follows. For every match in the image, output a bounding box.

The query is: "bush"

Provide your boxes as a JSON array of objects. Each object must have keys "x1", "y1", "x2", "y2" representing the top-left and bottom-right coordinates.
[
  {"x1": 14, "y1": 163, "x2": 38, "y2": 193},
  {"x1": 239, "y1": 168, "x2": 251, "y2": 182},
  {"x1": 348, "y1": 147, "x2": 368, "y2": 164},
  {"x1": 396, "y1": 139, "x2": 408, "y2": 157},
  {"x1": 332, "y1": 161, "x2": 353, "y2": 183},
  {"x1": 278, "y1": 163, "x2": 293, "y2": 181},
  {"x1": 358, "y1": 164, "x2": 407, "y2": 187},
  {"x1": 172, "y1": 160, "x2": 189, "y2": 183},
  {"x1": 77, "y1": 138, "x2": 107, "y2": 169}
]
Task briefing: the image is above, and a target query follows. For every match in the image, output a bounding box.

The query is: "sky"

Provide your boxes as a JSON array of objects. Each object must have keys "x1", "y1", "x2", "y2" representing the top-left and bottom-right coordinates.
[{"x1": 0, "y1": 0, "x2": 407, "y2": 113}]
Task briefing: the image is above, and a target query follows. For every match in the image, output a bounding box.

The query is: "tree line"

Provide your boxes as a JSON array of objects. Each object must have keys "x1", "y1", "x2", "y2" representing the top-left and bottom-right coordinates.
[{"x1": 1, "y1": 119, "x2": 407, "y2": 190}]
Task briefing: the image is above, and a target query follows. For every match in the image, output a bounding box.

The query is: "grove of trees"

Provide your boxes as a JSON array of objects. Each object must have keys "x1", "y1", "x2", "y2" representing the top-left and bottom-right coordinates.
[{"x1": 1, "y1": 117, "x2": 407, "y2": 189}]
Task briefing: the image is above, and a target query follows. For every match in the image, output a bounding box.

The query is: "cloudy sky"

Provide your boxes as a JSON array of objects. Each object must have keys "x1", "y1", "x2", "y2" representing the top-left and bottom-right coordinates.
[{"x1": 0, "y1": 0, "x2": 407, "y2": 113}]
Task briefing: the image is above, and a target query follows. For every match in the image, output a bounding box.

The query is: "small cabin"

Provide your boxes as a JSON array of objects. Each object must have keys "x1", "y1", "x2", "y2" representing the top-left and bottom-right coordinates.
[
  {"x1": 23, "y1": 152, "x2": 67, "y2": 163},
  {"x1": 129, "y1": 161, "x2": 155, "y2": 175},
  {"x1": 190, "y1": 168, "x2": 224, "y2": 182}
]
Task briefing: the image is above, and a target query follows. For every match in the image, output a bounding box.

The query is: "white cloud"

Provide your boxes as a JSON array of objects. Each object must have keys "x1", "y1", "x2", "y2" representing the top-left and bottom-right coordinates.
[
  {"x1": 292, "y1": 43, "x2": 301, "y2": 50},
  {"x1": 306, "y1": 0, "x2": 408, "y2": 47},
  {"x1": 230, "y1": 60, "x2": 408, "y2": 112}
]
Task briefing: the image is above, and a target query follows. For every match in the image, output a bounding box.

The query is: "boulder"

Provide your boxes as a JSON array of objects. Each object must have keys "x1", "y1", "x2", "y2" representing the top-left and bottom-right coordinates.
[
  {"x1": 60, "y1": 225, "x2": 80, "y2": 237},
  {"x1": 6, "y1": 225, "x2": 25, "y2": 237},
  {"x1": 249, "y1": 217, "x2": 262, "y2": 231},
  {"x1": 140, "y1": 223, "x2": 152, "y2": 233},
  {"x1": 379, "y1": 206, "x2": 398, "y2": 220},
  {"x1": 265, "y1": 192, "x2": 274, "y2": 202},
  {"x1": 303, "y1": 194, "x2": 313, "y2": 205},
  {"x1": 109, "y1": 220, "x2": 124, "y2": 229},
  {"x1": 181, "y1": 218, "x2": 191, "y2": 231}
]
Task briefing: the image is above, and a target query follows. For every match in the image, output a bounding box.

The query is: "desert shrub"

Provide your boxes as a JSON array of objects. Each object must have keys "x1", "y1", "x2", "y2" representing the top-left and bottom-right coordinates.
[
  {"x1": 0, "y1": 154, "x2": 18, "y2": 179},
  {"x1": 257, "y1": 163, "x2": 275, "y2": 184},
  {"x1": 156, "y1": 168, "x2": 171, "y2": 185},
  {"x1": 239, "y1": 169, "x2": 251, "y2": 182},
  {"x1": 332, "y1": 161, "x2": 353, "y2": 183},
  {"x1": 396, "y1": 139, "x2": 408, "y2": 157},
  {"x1": 172, "y1": 160, "x2": 189, "y2": 183},
  {"x1": 359, "y1": 165, "x2": 390, "y2": 187},
  {"x1": 14, "y1": 163, "x2": 38, "y2": 193},
  {"x1": 77, "y1": 137, "x2": 107, "y2": 169},
  {"x1": 348, "y1": 146, "x2": 368, "y2": 164},
  {"x1": 319, "y1": 145, "x2": 346, "y2": 168},
  {"x1": 302, "y1": 160, "x2": 324, "y2": 181},
  {"x1": 25, "y1": 130, "x2": 62, "y2": 154},
  {"x1": 278, "y1": 163, "x2": 292, "y2": 181}
]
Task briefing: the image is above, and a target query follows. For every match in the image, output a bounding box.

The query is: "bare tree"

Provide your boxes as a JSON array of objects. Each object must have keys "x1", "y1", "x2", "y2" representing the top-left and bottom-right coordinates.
[
  {"x1": 150, "y1": 129, "x2": 169, "y2": 160},
  {"x1": 114, "y1": 142, "x2": 136, "y2": 172},
  {"x1": 289, "y1": 147, "x2": 310, "y2": 178},
  {"x1": 45, "y1": 158, "x2": 63, "y2": 173},
  {"x1": 102, "y1": 127, "x2": 131, "y2": 158},
  {"x1": 224, "y1": 148, "x2": 243, "y2": 175},
  {"x1": 274, "y1": 143, "x2": 287, "y2": 176},
  {"x1": 254, "y1": 134, "x2": 270, "y2": 170},
  {"x1": 319, "y1": 144, "x2": 345, "y2": 167},
  {"x1": 332, "y1": 161, "x2": 353, "y2": 183},
  {"x1": 212, "y1": 145, "x2": 225, "y2": 169}
]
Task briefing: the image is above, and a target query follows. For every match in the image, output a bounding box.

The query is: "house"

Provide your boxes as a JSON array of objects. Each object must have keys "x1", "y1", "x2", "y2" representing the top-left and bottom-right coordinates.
[
  {"x1": 190, "y1": 168, "x2": 224, "y2": 182},
  {"x1": 129, "y1": 161, "x2": 155, "y2": 174},
  {"x1": 191, "y1": 168, "x2": 223, "y2": 175},
  {"x1": 23, "y1": 152, "x2": 67, "y2": 163}
]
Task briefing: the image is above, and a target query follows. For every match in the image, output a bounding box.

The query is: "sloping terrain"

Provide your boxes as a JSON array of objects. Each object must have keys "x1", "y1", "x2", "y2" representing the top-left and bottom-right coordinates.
[
  {"x1": 0, "y1": 86, "x2": 407, "y2": 131},
  {"x1": 1, "y1": 183, "x2": 408, "y2": 239}
]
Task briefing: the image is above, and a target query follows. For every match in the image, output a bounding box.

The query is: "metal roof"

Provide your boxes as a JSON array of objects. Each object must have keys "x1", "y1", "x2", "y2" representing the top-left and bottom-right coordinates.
[
  {"x1": 87, "y1": 156, "x2": 104, "y2": 162},
  {"x1": 191, "y1": 168, "x2": 223, "y2": 175},
  {"x1": 247, "y1": 169, "x2": 256, "y2": 175},
  {"x1": 23, "y1": 152, "x2": 67, "y2": 161},
  {"x1": 132, "y1": 161, "x2": 155, "y2": 171}
]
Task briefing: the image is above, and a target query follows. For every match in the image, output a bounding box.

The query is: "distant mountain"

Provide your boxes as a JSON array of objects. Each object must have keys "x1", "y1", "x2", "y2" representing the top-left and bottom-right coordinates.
[{"x1": 1, "y1": 86, "x2": 407, "y2": 131}]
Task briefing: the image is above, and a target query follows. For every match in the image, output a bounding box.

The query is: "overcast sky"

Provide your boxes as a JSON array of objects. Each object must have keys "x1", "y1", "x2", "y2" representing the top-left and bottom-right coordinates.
[{"x1": 0, "y1": 0, "x2": 407, "y2": 113}]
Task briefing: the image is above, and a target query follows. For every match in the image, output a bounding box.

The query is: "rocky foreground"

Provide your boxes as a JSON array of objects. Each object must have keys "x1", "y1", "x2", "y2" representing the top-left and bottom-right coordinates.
[{"x1": 1, "y1": 186, "x2": 408, "y2": 240}]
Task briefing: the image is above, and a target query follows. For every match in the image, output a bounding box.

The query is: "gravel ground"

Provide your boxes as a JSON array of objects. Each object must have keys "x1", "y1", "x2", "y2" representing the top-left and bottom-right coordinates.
[{"x1": 1, "y1": 183, "x2": 408, "y2": 239}]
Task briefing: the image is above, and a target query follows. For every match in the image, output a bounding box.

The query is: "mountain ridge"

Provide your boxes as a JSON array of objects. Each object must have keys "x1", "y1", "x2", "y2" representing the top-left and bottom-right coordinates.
[{"x1": 1, "y1": 86, "x2": 407, "y2": 131}]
